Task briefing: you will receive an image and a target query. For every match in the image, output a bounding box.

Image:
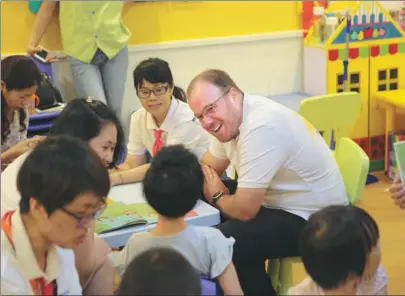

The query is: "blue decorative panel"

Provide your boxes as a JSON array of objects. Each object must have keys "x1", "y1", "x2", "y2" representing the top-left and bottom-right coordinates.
[{"x1": 332, "y1": 22, "x2": 404, "y2": 45}]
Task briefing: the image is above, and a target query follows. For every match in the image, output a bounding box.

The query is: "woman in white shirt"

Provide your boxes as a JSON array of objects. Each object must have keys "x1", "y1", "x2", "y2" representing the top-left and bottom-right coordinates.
[
  {"x1": 1, "y1": 98, "x2": 125, "y2": 295},
  {"x1": 110, "y1": 58, "x2": 210, "y2": 186},
  {"x1": 1, "y1": 135, "x2": 109, "y2": 295}
]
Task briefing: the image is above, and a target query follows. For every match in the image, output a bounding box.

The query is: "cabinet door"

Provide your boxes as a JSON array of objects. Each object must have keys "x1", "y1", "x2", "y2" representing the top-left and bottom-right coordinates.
[
  {"x1": 327, "y1": 57, "x2": 369, "y2": 140},
  {"x1": 369, "y1": 54, "x2": 404, "y2": 137}
]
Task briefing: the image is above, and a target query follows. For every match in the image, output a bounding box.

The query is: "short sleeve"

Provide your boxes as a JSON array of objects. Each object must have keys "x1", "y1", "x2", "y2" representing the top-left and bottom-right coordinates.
[
  {"x1": 107, "y1": 232, "x2": 149, "y2": 276},
  {"x1": 237, "y1": 124, "x2": 288, "y2": 189},
  {"x1": 204, "y1": 228, "x2": 235, "y2": 278},
  {"x1": 127, "y1": 112, "x2": 147, "y2": 156},
  {"x1": 1, "y1": 153, "x2": 29, "y2": 217},
  {"x1": 208, "y1": 137, "x2": 228, "y2": 160},
  {"x1": 167, "y1": 121, "x2": 210, "y2": 160},
  {"x1": 0, "y1": 256, "x2": 28, "y2": 296}
]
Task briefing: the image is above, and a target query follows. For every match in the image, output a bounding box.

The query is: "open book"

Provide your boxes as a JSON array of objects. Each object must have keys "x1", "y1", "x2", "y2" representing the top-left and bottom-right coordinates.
[
  {"x1": 95, "y1": 198, "x2": 198, "y2": 234},
  {"x1": 393, "y1": 140, "x2": 405, "y2": 184}
]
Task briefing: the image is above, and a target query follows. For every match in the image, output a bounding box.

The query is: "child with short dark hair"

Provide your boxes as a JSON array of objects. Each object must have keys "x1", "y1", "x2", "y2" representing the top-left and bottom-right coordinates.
[
  {"x1": 108, "y1": 145, "x2": 243, "y2": 295},
  {"x1": 116, "y1": 247, "x2": 201, "y2": 295},
  {"x1": 288, "y1": 205, "x2": 387, "y2": 295}
]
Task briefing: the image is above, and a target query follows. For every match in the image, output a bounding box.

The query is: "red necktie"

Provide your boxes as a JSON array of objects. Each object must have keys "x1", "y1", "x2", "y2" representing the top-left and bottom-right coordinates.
[{"x1": 152, "y1": 129, "x2": 164, "y2": 156}]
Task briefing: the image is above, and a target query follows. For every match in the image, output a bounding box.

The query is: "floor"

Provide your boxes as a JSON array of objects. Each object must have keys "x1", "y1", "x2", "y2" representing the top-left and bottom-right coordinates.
[{"x1": 291, "y1": 172, "x2": 405, "y2": 294}]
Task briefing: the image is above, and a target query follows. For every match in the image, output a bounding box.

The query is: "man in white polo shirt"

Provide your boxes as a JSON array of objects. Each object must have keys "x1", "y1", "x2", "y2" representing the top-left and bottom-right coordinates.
[{"x1": 187, "y1": 69, "x2": 349, "y2": 296}]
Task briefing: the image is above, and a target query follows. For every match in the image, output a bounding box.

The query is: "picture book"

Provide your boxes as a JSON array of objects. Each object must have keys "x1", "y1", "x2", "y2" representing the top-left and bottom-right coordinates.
[
  {"x1": 393, "y1": 140, "x2": 405, "y2": 184},
  {"x1": 95, "y1": 198, "x2": 199, "y2": 234},
  {"x1": 95, "y1": 200, "x2": 158, "y2": 234}
]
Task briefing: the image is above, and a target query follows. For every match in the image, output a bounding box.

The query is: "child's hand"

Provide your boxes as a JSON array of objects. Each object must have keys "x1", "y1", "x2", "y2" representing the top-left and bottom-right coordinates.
[{"x1": 388, "y1": 176, "x2": 405, "y2": 209}]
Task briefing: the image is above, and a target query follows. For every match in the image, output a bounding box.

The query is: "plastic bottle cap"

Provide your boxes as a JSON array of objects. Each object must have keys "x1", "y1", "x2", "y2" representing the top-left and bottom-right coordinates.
[
  {"x1": 313, "y1": 6, "x2": 325, "y2": 15},
  {"x1": 327, "y1": 17, "x2": 339, "y2": 26}
]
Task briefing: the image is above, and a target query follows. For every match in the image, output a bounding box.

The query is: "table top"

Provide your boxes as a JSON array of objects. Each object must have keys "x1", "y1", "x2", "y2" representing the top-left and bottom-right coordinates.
[
  {"x1": 98, "y1": 183, "x2": 221, "y2": 248},
  {"x1": 267, "y1": 92, "x2": 310, "y2": 112},
  {"x1": 374, "y1": 90, "x2": 405, "y2": 109}
]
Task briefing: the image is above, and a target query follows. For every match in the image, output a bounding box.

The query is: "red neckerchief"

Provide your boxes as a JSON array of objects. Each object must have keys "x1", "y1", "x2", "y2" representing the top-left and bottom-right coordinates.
[{"x1": 2, "y1": 210, "x2": 56, "y2": 295}]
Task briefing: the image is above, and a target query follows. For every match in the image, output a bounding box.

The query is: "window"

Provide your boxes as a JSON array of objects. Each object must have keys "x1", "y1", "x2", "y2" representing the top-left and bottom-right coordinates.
[
  {"x1": 337, "y1": 72, "x2": 361, "y2": 93},
  {"x1": 378, "y1": 68, "x2": 399, "y2": 91}
]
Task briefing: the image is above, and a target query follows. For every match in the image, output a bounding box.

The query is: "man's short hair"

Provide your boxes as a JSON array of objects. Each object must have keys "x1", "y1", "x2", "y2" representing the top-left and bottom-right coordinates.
[{"x1": 187, "y1": 69, "x2": 242, "y2": 97}]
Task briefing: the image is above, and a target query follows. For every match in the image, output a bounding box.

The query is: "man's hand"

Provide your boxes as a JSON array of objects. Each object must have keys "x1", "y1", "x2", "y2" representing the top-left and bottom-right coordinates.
[
  {"x1": 388, "y1": 176, "x2": 405, "y2": 209},
  {"x1": 202, "y1": 165, "x2": 229, "y2": 204}
]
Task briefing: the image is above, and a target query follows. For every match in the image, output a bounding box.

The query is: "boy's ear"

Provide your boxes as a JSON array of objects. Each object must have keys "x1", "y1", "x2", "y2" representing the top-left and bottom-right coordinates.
[{"x1": 1, "y1": 80, "x2": 7, "y2": 92}]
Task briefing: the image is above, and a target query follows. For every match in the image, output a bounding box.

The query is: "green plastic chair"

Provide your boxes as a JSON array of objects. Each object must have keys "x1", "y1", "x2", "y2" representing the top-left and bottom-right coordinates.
[
  {"x1": 334, "y1": 137, "x2": 370, "y2": 204},
  {"x1": 299, "y1": 92, "x2": 362, "y2": 151},
  {"x1": 267, "y1": 138, "x2": 370, "y2": 294}
]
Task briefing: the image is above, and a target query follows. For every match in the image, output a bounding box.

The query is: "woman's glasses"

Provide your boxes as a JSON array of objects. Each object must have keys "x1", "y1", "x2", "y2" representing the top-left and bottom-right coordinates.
[
  {"x1": 59, "y1": 205, "x2": 106, "y2": 228},
  {"x1": 137, "y1": 85, "x2": 169, "y2": 99}
]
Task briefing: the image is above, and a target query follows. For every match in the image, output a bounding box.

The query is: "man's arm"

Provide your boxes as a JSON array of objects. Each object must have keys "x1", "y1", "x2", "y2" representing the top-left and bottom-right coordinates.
[{"x1": 203, "y1": 124, "x2": 288, "y2": 221}]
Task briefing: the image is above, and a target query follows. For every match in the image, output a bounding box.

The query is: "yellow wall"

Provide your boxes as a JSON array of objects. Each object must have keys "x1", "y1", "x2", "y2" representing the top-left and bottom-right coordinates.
[{"x1": 1, "y1": 1, "x2": 299, "y2": 54}]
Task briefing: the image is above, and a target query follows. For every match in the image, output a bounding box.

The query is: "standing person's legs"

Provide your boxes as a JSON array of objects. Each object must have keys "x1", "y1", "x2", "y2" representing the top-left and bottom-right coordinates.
[
  {"x1": 68, "y1": 56, "x2": 107, "y2": 104},
  {"x1": 217, "y1": 208, "x2": 306, "y2": 296},
  {"x1": 101, "y1": 46, "x2": 129, "y2": 138}
]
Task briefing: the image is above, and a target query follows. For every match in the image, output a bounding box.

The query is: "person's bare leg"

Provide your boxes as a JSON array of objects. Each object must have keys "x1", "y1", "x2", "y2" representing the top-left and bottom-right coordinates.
[
  {"x1": 73, "y1": 223, "x2": 114, "y2": 295},
  {"x1": 82, "y1": 240, "x2": 115, "y2": 296}
]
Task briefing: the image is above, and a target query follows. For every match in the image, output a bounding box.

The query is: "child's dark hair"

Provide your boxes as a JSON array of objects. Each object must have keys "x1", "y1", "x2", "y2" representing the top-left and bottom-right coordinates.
[
  {"x1": 143, "y1": 145, "x2": 203, "y2": 218},
  {"x1": 17, "y1": 135, "x2": 110, "y2": 214},
  {"x1": 49, "y1": 98, "x2": 125, "y2": 168},
  {"x1": 1, "y1": 55, "x2": 41, "y2": 144},
  {"x1": 299, "y1": 205, "x2": 380, "y2": 290},
  {"x1": 133, "y1": 58, "x2": 186, "y2": 102},
  {"x1": 116, "y1": 247, "x2": 201, "y2": 295}
]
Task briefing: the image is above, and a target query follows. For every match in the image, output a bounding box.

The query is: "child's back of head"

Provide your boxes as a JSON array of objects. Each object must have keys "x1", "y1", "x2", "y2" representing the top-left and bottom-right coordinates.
[
  {"x1": 297, "y1": 205, "x2": 381, "y2": 294},
  {"x1": 116, "y1": 247, "x2": 201, "y2": 295},
  {"x1": 142, "y1": 145, "x2": 203, "y2": 219}
]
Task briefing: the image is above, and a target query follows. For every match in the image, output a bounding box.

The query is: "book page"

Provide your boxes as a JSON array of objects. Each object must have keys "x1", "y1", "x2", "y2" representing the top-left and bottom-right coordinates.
[{"x1": 394, "y1": 141, "x2": 405, "y2": 184}]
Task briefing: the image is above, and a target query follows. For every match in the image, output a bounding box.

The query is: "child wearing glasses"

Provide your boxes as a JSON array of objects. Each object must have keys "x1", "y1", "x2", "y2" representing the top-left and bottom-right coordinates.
[
  {"x1": 288, "y1": 205, "x2": 387, "y2": 295},
  {"x1": 108, "y1": 145, "x2": 244, "y2": 295},
  {"x1": 1, "y1": 135, "x2": 110, "y2": 295},
  {"x1": 109, "y1": 58, "x2": 210, "y2": 186}
]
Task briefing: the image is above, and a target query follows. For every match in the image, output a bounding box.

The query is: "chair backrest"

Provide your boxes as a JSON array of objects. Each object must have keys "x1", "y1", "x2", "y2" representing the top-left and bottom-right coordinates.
[
  {"x1": 335, "y1": 137, "x2": 370, "y2": 204},
  {"x1": 299, "y1": 92, "x2": 361, "y2": 149}
]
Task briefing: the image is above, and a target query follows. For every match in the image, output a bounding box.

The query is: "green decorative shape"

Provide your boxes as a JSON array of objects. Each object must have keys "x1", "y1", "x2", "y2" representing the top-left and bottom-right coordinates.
[
  {"x1": 339, "y1": 48, "x2": 347, "y2": 60},
  {"x1": 380, "y1": 44, "x2": 389, "y2": 56},
  {"x1": 359, "y1": 47, "x2": 369, "y2": 58},
  {"x1": 373, "y1": 29, "x2": 379, "y2": 38},
  {"x1": 398, "y1": 43, "x2": 405, "y2": 53}
]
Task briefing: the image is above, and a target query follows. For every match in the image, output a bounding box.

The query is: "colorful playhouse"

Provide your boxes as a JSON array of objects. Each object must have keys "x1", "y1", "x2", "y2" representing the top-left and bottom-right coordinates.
[{"x1": 303, "y1": 0, "x2": 405, "y2": 171}]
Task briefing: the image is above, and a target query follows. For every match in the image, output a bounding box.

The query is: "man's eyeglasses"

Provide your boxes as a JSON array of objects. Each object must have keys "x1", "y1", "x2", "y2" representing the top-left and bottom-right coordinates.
[
  {"x1": 194, "y1": 89, "x2": 230, "y2": 122},
  {"x1": 137, "y1": 85, "x2": 169, "y2": 99},
  {"x1": 59, "y1": 206, "x2": 105, "y2": 228}
]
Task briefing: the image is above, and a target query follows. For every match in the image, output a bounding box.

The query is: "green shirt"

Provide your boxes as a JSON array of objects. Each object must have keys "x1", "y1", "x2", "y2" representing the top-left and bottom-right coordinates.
[{"x1": 59, "y1": 1, "x2": 131, "y2": 63}]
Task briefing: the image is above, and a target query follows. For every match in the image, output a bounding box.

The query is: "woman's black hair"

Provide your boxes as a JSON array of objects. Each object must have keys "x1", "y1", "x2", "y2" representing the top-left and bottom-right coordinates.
[
  {"x1": 1, "y1": 55, "x2": 41, "y2": 144},
  {"x1": 299, "y1": 205, "x2": 380, "y2": 290},
  {"x1": 18, "y1": 135, "x2": 110, "y2": 214},
  {"x1": 49, "y1": 98, "x2": 125, "y2": 168},
  {"x1": 133, "y1": 58, "x2": 186, "y2": 102},
  {"x1": 117, "y1": 247, "x2": 201, "y2": 295}
]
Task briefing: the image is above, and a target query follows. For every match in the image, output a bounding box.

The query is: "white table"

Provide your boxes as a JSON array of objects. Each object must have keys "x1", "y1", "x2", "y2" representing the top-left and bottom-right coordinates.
[
  {"x1": 267, "y1": 92, "x2": 309, "y2": 112},
  {"x1": 98, "y1": 183, "x2": 221, "y2": 248}
]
